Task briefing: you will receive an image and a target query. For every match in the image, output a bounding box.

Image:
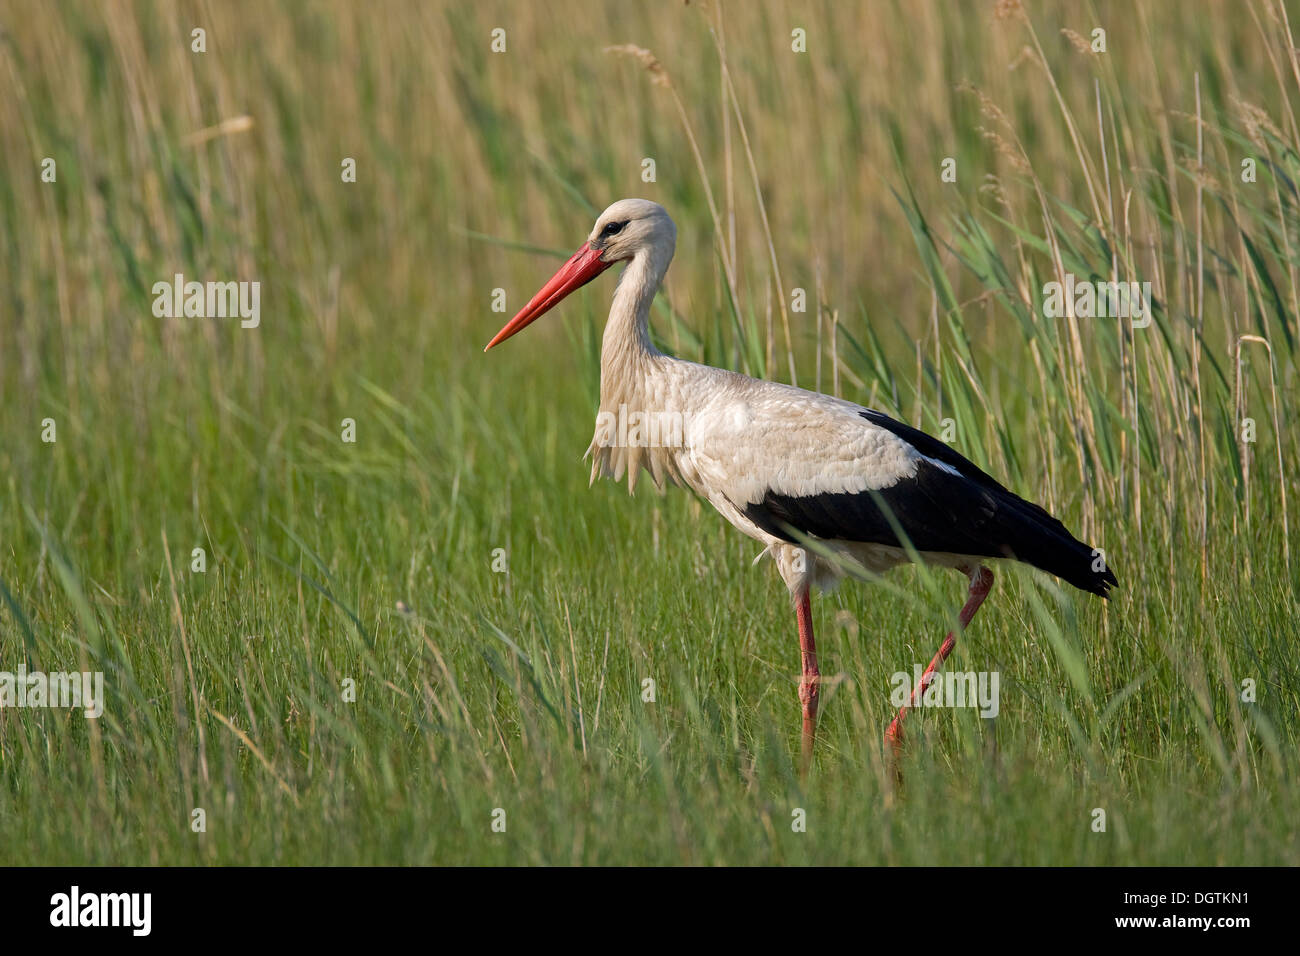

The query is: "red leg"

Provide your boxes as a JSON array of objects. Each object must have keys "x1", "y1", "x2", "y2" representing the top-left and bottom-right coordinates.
[
  {"x1": 885, "y1": 566, "x2": 994, "y2": 760},
  {"x1": 796, "y1": 586, "x2": 820, "y2": 765}
]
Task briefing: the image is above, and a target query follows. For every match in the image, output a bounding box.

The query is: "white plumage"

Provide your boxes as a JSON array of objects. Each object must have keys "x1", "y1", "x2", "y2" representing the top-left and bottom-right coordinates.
[{"x1": 592, "y1": 361, "x2": 947, "y2": 589}]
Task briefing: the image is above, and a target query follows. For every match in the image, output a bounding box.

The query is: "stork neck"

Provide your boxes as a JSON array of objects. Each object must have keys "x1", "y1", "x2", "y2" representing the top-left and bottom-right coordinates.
[{"x1": 602, "y1": 247, "x2": 666, "y2": 369}]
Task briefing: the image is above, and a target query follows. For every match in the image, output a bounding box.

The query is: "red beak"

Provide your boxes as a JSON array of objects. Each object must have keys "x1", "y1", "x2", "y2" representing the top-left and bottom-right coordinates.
[{"x1": 484, "y1": 242, "x2": 613, "y2": 351}]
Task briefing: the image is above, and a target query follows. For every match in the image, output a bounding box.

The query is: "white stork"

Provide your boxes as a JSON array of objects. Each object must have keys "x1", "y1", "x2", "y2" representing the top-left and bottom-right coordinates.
[{"x1": 485, "y1": 198, "x2": 1116, "y2": 764}]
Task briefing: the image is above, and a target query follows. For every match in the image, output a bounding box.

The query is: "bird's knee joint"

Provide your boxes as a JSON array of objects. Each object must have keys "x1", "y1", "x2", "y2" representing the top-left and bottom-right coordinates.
[{"x1": 798, "y1": 678, "x2": 820, "y2": 707}]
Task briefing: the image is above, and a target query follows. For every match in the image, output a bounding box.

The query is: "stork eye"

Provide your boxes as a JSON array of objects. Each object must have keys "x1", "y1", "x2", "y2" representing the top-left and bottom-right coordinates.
[{"x1": 601, "y1": 220, "x2": 627, "y2": 238}]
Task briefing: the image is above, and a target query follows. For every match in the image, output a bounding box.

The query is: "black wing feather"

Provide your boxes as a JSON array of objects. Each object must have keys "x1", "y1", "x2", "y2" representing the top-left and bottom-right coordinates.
[{"x1": 741, "y1": 410, "x2": 1117, "y2": 598}]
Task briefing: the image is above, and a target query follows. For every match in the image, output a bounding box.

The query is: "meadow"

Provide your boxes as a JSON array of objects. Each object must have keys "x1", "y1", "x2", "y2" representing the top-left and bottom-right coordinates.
[{"x1": 0, "y1": 0, "x2": 1297, "y2": 864}]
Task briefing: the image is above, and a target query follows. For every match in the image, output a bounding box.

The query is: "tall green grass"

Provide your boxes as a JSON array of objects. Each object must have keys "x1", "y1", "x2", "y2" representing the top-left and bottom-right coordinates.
[{"x1": 0, "y1": 0, "x2": 1296, "y2": 863}]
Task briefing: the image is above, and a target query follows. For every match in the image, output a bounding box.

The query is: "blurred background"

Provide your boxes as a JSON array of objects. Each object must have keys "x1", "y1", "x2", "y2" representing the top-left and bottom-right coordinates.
[{"x1": 0, "y1": 1, "x2": 1297, "y2": 864}]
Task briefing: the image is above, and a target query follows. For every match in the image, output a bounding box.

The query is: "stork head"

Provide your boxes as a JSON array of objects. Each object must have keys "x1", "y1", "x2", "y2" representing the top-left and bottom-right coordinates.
[{"x1": 484, "y1": 198, "x2": 675, "y2": 351}]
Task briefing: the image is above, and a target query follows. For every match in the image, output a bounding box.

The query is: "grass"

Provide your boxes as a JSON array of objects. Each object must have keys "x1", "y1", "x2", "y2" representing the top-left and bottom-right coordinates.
[{"x1": 0, "y1": 0, "x2": 1297, "y2": 864}]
